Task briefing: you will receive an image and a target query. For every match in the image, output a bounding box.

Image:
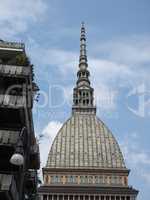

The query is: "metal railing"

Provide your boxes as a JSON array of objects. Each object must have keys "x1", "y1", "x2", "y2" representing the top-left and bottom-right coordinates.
[
  {"x1": 0, "y1": 94, "x2": 26, "y2": 107},
  {"x1": 0, "y1": 130, "x2": 19, "y2": 145},
  {"x1": 0, "y1": 64, "x2": 30, "y2": 76},
  {"x1": 0, "y1": 40, "x2": 25, "y2": 50},
  {"x1": 0, "y1": 174, "x2": 19, "y2": 200}
]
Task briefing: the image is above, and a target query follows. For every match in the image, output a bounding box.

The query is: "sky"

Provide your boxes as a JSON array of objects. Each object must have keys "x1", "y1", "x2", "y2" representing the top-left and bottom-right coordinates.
[{"x1": 0, "y1": 0, "x2": 150, "y2": 199}]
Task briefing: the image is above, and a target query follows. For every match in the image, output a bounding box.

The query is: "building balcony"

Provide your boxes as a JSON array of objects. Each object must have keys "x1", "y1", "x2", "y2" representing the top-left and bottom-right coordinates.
[
  {"x1": 0, "y1": 129, "x2": 19, "y2": 146},
  {"x1": 0, "y1": 40, "x2": 24, "y2": 60},
  {"x1": 0, "y1": 40, "x2": 24, "y2": 50},
  {"x1": 0, "y1": 174, "x2": 19, "y2": 200},
  {"x1": 0, "y1": 94, "x2": 26, "y2": 108},
  {"x1": 0, "y1": 64, "x2": 30, "y2": 77},
  {"x1": 0, "y1": 129, "x2": 20, "y2": 171}
]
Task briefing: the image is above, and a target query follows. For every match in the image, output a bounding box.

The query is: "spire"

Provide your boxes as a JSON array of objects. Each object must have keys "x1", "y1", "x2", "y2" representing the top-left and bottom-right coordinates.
[
  {"x1": 79, "y1": 22, "x2": 88, "y2": 67},
  {"x1": 72, "y1": 23, "x2": 96, "y2": 114}
]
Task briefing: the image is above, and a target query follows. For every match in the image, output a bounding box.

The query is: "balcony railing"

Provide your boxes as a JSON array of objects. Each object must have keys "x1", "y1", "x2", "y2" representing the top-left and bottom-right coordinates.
[
  {"x1": 0, "y1": 94, "x2": 26, "y2": 108},
  {"x1": 0, "y1": 64, "x2": 30, "y2": 77},
  {"x1": 0, "y1": 40, "x2": 25, "y2": 50},
  {"x1": 0, "y1": 130, "x2": 19, "y2": 145},
  {"x1": 0, "y1": 174, "x2": 19, "y2": 200}
]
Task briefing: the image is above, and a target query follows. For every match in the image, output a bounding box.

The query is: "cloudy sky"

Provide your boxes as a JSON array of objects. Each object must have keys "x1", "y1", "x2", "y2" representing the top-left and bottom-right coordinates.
[{"x1": 0, "y1": 0, "x2": 150, "y2": 199}]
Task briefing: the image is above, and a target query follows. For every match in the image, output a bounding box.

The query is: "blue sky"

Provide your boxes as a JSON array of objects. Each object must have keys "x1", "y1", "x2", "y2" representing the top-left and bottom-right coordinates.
[{"x1": 0, "y1": 0, "x2": 150, "y2": 199}]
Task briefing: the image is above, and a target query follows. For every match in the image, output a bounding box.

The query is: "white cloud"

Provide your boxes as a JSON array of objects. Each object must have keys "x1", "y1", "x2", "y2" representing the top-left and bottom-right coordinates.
[
  {"x1": 0, "y1": 0, "x2": 47, "y2": 38},
  {"x1": 93, "y1": 35, "x2": 150, "y2": 65},
  {"x1": 28, "y1": 35, "x2": 150, "y2": 115},
  {"x1": 42, "y1": 121, "x2": 62, "y2": 143},
  {"x1": 39, "y1": 121, "x2": 62, "y2": 168},
  {"x1": 141, "y1": 172, "x2": 150, "y2": 184},
  {"x1": 94, "y1": 85, "x2": 118, "y2": 112},
  {"x1": 120, "y1": 132, "x2": 150, "y2": 185}
]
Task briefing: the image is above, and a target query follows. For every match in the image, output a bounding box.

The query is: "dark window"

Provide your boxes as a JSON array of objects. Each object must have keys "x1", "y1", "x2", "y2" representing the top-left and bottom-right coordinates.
[
  {"x1": 85, "y1": 196, "x2": 89, "y2": 200},
  {"x1": 49, "y1": 196, "x2": 52, "y2": 200},
  {"x1": 70, "y1": 196, "x2": 73, "y2": 200},
  {"x1": 95, "y1": 196, "x2": 99, "y2": 200},
  {"x1": 111, "y1": 196, "x2": 115, "y2": 200},
  {"x1": 59, "y1": 196, "x2": 63, "y2": 200},
  {"x1": 43, "y1": 195, "x2": 47, "y2": 200},
  {"x1": 121, "y1": 197, "x2": 125, "y2": 200},
  {"x1": 75, "y1": 196, "x2": 78, "y2": 200},
  {"x1": 83, "y1": 72, "x2": 85, "y2": 76},
  {"x1": 64, "y1": 196, "x2": 68, "y2": 200},
  {"x1": 54, "y1": 195, "x2": 57, "y2": 200},
  {"x1": 90, "y1": 196, "x2": 94, "y2": 200}
]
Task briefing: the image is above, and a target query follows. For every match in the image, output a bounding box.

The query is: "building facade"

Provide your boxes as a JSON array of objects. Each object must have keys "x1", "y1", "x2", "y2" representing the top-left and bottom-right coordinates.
[
  {"x1": 0, "y1": 40, "x2": 40, "y2": 199},
  {"x1": 38, "y1": 24, "x2": 138, "y2": 200}
]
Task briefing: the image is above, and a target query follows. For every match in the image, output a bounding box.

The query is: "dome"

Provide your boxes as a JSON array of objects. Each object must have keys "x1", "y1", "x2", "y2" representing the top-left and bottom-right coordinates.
[{"x1": 46, "y1": 113, "x2": 126, "y2": 169}]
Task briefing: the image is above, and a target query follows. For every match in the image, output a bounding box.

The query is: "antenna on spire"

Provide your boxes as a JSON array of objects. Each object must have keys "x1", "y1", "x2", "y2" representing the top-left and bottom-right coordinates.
[
  {"x1": 79, "y1": 22, "x2": 87, "y2": 66},
  {"x1": 81, "y1": 21, "x2": 85, "y2": 27}
]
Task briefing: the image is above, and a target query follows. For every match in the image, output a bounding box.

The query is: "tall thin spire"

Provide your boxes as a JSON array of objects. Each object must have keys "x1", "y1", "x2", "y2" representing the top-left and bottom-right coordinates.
[
  {"x1": 79, "y1": 22, "x2": 88, "y2": 67},
  {"x1": 72, "y1": 23, "x2": 96, "y2": 114}
]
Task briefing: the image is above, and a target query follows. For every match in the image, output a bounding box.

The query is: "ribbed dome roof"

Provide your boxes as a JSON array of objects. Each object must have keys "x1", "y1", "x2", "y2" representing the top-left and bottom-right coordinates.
[{"x1": 46, "y1": 113, "x2": 126, "y2": 169}]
